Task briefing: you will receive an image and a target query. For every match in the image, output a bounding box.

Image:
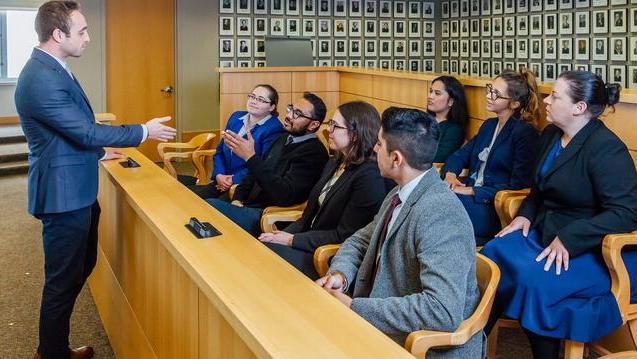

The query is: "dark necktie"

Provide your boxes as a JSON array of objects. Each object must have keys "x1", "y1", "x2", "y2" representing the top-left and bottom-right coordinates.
[
  {"x1": 285, "y1": 136, "x2": 294, "y2": 146},
  {"x1": 372, "y1": 193, "x2": 402, "y2": 280}
]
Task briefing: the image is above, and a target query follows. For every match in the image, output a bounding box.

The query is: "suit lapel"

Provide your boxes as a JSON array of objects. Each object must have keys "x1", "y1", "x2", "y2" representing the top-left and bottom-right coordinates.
[
  {"x1": 318, "y1": 162, "x2": 357, "y2": 207},
  {"x1": 383, "y1": 169, "x2": 436, "y2": 245},
  {"x1": 489, "y1": 117, "x2": 515, "y2": 152},
  {"x1": 541, "y1": 120, "x2": 600, "y2": 182},
  {"x1": 70, "y1": 75, "x2": 94, "y2": 115}
]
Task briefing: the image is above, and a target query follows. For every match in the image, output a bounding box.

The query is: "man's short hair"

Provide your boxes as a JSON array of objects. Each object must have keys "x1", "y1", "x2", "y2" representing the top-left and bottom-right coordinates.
[
  {"x1": 35, "y1": 1, "x2": 80, "y2": 43},
  {"x1": 380, "y1": 107, "x2": 439, "y2": 171},
  {"x1": 302, "y1": 92, "x2": 327, "y2": 126}
]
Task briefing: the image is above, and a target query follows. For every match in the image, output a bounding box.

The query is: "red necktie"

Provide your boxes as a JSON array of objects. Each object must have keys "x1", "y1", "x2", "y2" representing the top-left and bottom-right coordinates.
[{"x1": 372, "y1": 193, "x2": 402, "y2": 279}]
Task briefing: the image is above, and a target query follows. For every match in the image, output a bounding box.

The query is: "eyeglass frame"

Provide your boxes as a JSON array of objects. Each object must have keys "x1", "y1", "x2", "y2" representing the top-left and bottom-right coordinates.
[
  {"x1": 485, "y1": 83, "x2": 512, "y2": 101},
  {"x1": 286, "y1": 104, "x2": 321, "y2": 121},
  {"x1": 327, "y1": 119, "x2": 349, "y2": 132},
  {"x1": 247, "y1": 93, "x2": 272, "y2": 104}
]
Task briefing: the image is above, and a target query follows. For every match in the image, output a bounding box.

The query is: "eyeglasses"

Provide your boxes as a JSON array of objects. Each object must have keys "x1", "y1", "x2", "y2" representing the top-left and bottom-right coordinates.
[
  {"x1": 247, "y1": 93, "x2": 272, "y2": 104},
  {"x1": 286, "y1": 104, "x2": 319, "y2": 121},
  {"x1": 485, "y1": 84, "x2": 511, "y2": 101},
  {"x1": 327, "y1": 119, "x2": 348, "y2": 132}
]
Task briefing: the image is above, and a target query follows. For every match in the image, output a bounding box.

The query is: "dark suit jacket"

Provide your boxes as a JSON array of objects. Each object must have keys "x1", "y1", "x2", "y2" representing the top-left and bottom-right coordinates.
[
  {"x1": 15, "y1": 49, "x2": 143, "y2": 216},
  {"x1": 518, "y1": 120, "x2": 637, "y2": 257},
  {"x1": 284, "y1": 158, "x2": 387, "y2": 253},
  {"x1": 443, "y1": 116, "x2": 539, "y2": 204},
  {"x1": 234, "y1": 133, "x2": 329, "y2": 207}
]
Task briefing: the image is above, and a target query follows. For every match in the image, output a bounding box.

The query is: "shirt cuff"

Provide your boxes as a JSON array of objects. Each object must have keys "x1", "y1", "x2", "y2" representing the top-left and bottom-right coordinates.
[
  {"x1": 99, "y1": 151, "x2": 108, "y2": 161},
  {"x1": 141, "y1": 124, "x2": 148, "y2": 143}
]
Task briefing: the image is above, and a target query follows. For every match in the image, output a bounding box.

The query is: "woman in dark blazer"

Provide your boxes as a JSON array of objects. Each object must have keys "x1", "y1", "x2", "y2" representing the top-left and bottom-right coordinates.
[
  {"x1": 259, "y1": 101, "x2": 387, "y2": 279},
  {"x1": 427, "y1": 75, "x2": 469, "y2": 163},
  {"x1": 482, "y1": 71, "x2": 637, "y2": 358},
  {"x1": 442, "y1": 69, "x2": 541, "y2": 242}
]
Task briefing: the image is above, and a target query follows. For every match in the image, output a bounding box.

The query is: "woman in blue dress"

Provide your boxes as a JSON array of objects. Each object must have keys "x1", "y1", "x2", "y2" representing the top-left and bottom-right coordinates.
[
  {"x1": 184, "y1": 84, "x2": 284, "y2": 199},
  {"x1": 442, "y1": 70, "x2": 541, "y2": 243},
  {"x1": 482, "y1": 71, "x2": 637, "y2": 358}
]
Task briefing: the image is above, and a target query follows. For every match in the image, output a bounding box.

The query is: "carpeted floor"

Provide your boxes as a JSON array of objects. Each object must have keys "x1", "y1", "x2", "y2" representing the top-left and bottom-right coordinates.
[
  {"x1": 0, "y1": 172, "x2": 532, "y2": 358},
  {"x1": 0, "y1": 174, "x2": 113, "y2": 359}
]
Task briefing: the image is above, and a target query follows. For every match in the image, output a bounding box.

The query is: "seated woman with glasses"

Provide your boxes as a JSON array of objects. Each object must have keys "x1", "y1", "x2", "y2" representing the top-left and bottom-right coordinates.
[
  {"x1": 482, "y1": 72, "x2": 637, "y2": 359},
  {"x1": 184, "y1": 84, "x2": 284, "y2": 199},
  {"x1": 426, "y1": 75, "x2": 469, "y2": 163},
  {"x1": 442, "y1": 69, "x2": 540, "y2": 244},
  {"x1": 258, "y1": 101, "x2": 387, "y2": 279}
]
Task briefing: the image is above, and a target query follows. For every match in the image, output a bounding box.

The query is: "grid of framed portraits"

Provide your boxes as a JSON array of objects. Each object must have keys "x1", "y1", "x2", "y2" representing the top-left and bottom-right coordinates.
[
  {"x1": 219, "y1": 0, "x2": 437, "y2": 72},
  {"x1": 441, "y1": 0, "x2": 637, "y2": 88}
]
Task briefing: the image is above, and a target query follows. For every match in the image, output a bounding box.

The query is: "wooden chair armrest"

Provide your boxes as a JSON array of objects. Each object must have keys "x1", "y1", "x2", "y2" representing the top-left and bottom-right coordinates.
[
  {"x1": 405, "y1": 329, "x2": 456, "y2": 358},
  {"x1": 162, "y1": 152, "x2": 192, "y2": 178},
  {"x1": 433, "y1": 163, "x2": 469, "y2": 178},
  {"x1": 313, "y1": 244, "x2": 341, "y2": 277},
  {"x1": 495, "y1": 189, "x2": 530, "y2": 228},
  {"x1": 599, "y1": 351, "x2": 637, "y2": 359},
  {"x1": 262, "y1": 202, "x2": 307, "y2": 215},
  {"x1": 260, "y1": 210, "x2": 303, "y2": 233},
  {"x1": 602, "y1": 231, "x2": 637, "y2": 322},
  {"x1": 192, "y1": 149, "x2": 216, "y2": 185},
  {"x1": 157, "y1": 142, "x2": 198, "y2": 160},
  {"x1": 229, "y1": 185, "x2": 237, "y2": 201}
]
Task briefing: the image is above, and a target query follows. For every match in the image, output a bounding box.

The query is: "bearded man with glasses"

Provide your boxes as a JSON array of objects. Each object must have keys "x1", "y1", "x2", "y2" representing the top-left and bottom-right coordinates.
[{"x1": 208, "y1": 92, "x2": 329, "y2": 236}]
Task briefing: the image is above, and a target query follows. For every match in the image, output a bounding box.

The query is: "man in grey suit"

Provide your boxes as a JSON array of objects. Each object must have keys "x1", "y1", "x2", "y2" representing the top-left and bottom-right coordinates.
[
  {"x1": 316, "y1": 107, "x2": 483, "y2": 358},
  {"x1": 15, "y1": 2, "x2": 176, "y2": 358}
]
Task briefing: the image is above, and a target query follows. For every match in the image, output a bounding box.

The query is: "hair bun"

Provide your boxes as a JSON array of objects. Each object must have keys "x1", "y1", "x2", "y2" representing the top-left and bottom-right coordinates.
[{"x1": 606, "y1": 83, "x2": 621, "y2": 106}]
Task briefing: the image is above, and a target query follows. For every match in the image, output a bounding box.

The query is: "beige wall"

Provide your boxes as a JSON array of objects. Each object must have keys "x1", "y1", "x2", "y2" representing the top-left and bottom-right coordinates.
[
  {"x1": 0, "y1": 0, "x2": 106, "y2": 116},
  {"x1": 176, "y1": 0, "x2": 219, "y2": 133}
]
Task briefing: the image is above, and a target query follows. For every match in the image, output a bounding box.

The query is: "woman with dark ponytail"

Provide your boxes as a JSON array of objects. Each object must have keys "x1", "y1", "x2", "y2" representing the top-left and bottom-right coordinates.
[
  {"x1": 442, "y1": 69, "x2": 540, "y2": 243},
  {"x1": 482, "y1": 71, "x2": 637, "y2": 358}
]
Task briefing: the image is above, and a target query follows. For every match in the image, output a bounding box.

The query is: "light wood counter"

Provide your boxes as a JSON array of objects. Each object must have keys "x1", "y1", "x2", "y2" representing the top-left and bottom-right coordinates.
[
  {"x1": 219, "y1": 66, "x2": 637, "y2": 163},
  {"x1": 88, "y1": 148, "x2": 412, "y2": 358}
]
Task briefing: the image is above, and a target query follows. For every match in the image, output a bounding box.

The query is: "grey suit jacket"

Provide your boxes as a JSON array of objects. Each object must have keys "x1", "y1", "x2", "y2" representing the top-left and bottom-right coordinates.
[{"x1": 329, "y1": 169, "x2": 484, "y2": 358}]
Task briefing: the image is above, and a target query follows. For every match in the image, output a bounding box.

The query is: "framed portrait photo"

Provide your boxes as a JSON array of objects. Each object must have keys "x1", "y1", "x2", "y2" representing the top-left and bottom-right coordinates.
[
  {"x1": 394, "y1": 40, "x2": 406, "y2": 57},
  {"x1": 287, "y1": 18, "x2": 300, "y2": 36},
  {"x1": 254, "y1": 38, "x2": 266, "y2": 57},
  {"x1": 302, "y1": 0, "x2": 316, "y2": 15},
  {"x1": 470, "y1": 0, "x2": 480, "y2": 16},
  {"x1": 379, "y1": 1, "x2": 392, "y2": 17},
  {"x1": 350, "y1": 59, "x2": 362, "y2": 68},
  {"x1": 409, "y1": 60, "x2": 420, "y2": 72},
  {"x1": 423, "y1": 1, "x2": 435, "y2": 18},
  {"x1": 318, "y1": 19, "x2": 331, "y2": 36},
  {"x1": 255, "y1": 0, "x2": 268, "y2": 14},
  {"x1": 470, "y1": 60, "x2": 480, "y2": 77},
  {"x1": 592, "y1": 65, "x2": 607, "y2": 82},
  {"x1": 517, "y1": 0, "x2": 529, "y2": 11},
  {"x1": 219, "y1": 17, "x2": 234, "y2": 36},
  {"x1": 575, "y1": 38, "x2": 590, "y2": 60},
  {"x1": 492, "y1": 61, "x2": 503, "y2": 77},
  {"x1": 610, "y1": 9, "x2": 626, "y2": 33},
  {"x1": 492, "y1": 39, "x2": 503, "y2": 58},
  {"x1": 544, "y1": 13, "x2": 557, "y2": 35},
  {"x1": 544, "y1": 0, "x2": 557, "y2": 10},
  {"x1": 559, "y1": 0, "x2": 573, "y2": 8},
  {"x1": 237, "y1": 38, "x2": 251, "y2": 57},
  {"x1": 303, "y1": 19, "x2": 316, "y2": 37},
  {"x1": 610, "y1": 65, "x2": 625, "y2": 87},
  {"x1": 365, "y1": 20, "x2": 377, "y2": 36},
  {"x1": 238, "y1": 60, "x2": 252, "y2": 68},
  {"x1": 272, "y1": 0, "x2": 285, "y2": 13},
  {"x1": 442, "y1": 1, "x2": 450, "y2": 18},
  {"x1": 350, "y1": 0, "x2": 362, "y2": 16},
  {"x1": 544, "y1": 38, "x2": 557, "y2": 59},
  {"x1": 335, "y1": 39, "x2": 347, "y2": 57},
  {"x1": 318, "y1": 0, "x2": 331, "y2": 15},
  {"x1": 593, "y1": 10, "x2": 607, "y2": 34},
  {"x1": 630, "y1": 37, "x2": 637, "y2": 61},
  {"x1": 517, "y1": 39, "x2": 528, "y2": 59},
  {"x1": 530, "y1": 62, "x2": 542, "y2": 80},
  {"x1": 559, "y1": 38, "x2": 572, "y2": 60},
  {"x1": 628, "y1": 66, "x2": 637, "y2": 89},
  {"x1": 394, "y1": 60, "x2": 406, "y2": 72},
  {"x1": 334, "y1": 19, "x2": 348, "y2": 37},
  {"x1": 575, "y1": 12, "x2": 589, "y2": 34},
  {"x1": 481, "y1": 61, "x2": 491, "y2": 78},
  {"x1": 423, "y1": 40, "x2": 435, "y2": 56},
  {"x1": 592, "y1": 37, "x2": 607, "y2": 60},
  {"x1": 409, "y1": 21, "x2": 421, "y2": 37},
  {"x1": 237, "y1": 0, "x2": 251, "y2": 14},
  {"x1": 349, "y1": 19, "x2": 362, "y2": 36},
  {"x1": 543, "y1": 62, "x2": 557, "y2": 82},
  {"x1": 379, "y1": 40, "x2": 392, "y2": 57},
  {"x1": 408, "y1": 1, "x2": 420, "y2": 18},
  {"x1": 365, "y1": 39, "x2": 377, "y2": 56},
  {"x1": 504, "y1": 0, "x2": 516, "y2": 13},
  {"x1": 237, "y1": 17, "x2": 251, "y2": 36},
  {"x1": 423, "y1": 21, "x2": 435, "y2": 37},
  {"x1": 610, "y1": 37, "x2": 626, "y2": 61},
  {"x1": 530, "y1": 0, "x2": 542, "y2": 11},
  {"x1": 450, "y1": 0, "x2": 460, "y2": 17},
  {"x1": 334, "y1": 0, "x2": 346, "y2": 16},
  {"x1": 493, "y1": 0, "x2": 503, "y2": 14},
  {"x1": 559, "y1": 12, "x2": 573, "y2": 35},
  {"x1": 254, "y1": 18, "x2": 267, "y2": 35},
  {"x1": 379, "y1": 20, "x2": 392, "y2": 37},
  {"x1": 220, "y1": 60, "x2": 234, "y2": 68},
  {"x1": 219, "y1": 0, "x2": 234, "y2": 14},
  {"x1": 319, "y1": 39, "x2": 331, "y2": 56},
  {"x1": 411, "y1": 40, "x2": 422, "y2": 56},
  {"x1": 482, "y1": 39, "x2": 492, "y2": 57},
  {"x1": 394, "y1": 1, "x2": 407, "y2": 18},
  {"x1": 530, "y1": 38, "x2": 542, "y2": 59},
  {"x1": 423, "y1": 59, "x2": 435, "y2": 73},
  {"x1": 517, "y1": 15, "x2": 528, "y2": 36},
  {"x1": 349, "y1": 40, "x2": 362, "y2": 57},
  {"x1": 219, "y1": 38, "x2": 234, "y2": 57},
  {"x1": 575, "y1": 0, "x2": 590, "y2": 7},
  {"x1": 365, "y1": 59, "x2": 378, "y2": 69},
  {"x1": 631, "y1": 8, "x2": 637, "y2": 32},
  {"x1": 365, "y1": 0, "x2": 377, "y2": 16},
  {"x1": 504, "y1": 39, "x2": 516, "y2": 58},
  {"x1": 530, "y1": 15, "x2": 542, "y2": 35},
  {"x1": 270, "y1": 18, "x2": 285, "y2": 36},
  {"x1": 394, "y1": 20, "x2": 406, "y2": 38}
]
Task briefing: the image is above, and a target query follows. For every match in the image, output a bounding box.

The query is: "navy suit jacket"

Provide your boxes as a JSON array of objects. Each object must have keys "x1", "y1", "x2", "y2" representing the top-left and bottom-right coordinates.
[
  {"x1": 443, "y1": 116, "x2": 539, "y2": 204},
  {"x1": 15, "y1": 49, "x2": 143, "y2": 216}
]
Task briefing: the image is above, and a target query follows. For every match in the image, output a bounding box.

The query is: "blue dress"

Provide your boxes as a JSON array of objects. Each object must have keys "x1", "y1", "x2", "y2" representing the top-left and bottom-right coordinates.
[{"x1": 482, "y1": 139, "x2": 637, "y2": 342}]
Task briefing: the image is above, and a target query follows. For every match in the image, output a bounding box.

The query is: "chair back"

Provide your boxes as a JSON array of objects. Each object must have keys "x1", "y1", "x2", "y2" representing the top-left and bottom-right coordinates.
[
  {"x1": 190, "y1": 133, "x2": 216, "y2": 150},
  {"x1": 454, "y1": 254, "x2": 501, "y2": 342}
]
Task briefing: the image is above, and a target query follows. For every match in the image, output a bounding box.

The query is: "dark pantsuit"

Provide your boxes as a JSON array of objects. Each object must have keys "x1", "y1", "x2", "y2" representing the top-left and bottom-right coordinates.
[
  {"x1": 38, "y1": 202, "x2": 100, "y2": 358},
  {"x1": 265, "y1": 243, "x2": 320, "y2": 280}
]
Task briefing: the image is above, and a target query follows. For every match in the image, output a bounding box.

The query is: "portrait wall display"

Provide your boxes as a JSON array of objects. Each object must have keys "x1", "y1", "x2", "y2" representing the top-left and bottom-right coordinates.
[{"x1": 217, "y1": 0, "x2": 634, "y2": 78}]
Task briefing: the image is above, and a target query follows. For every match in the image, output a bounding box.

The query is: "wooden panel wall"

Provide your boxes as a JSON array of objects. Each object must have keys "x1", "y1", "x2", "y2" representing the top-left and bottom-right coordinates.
[{"x1": 220, "y1": 68, "x2": 637, "y2": 166}]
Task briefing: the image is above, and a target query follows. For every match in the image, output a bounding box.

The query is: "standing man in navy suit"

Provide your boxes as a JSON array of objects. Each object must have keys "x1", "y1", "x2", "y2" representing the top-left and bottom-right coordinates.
[{"x1": 14, "y1": 2, "x2": 176, "y2": 358}]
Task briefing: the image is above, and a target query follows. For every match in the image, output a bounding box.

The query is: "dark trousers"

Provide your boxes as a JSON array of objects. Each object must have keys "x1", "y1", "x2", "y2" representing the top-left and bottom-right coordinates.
[
  {"x1": 265, "y1": 242, "x2": 320, "y2": 280},
  {"x1": 38, "y1": 202, "x2": 100, "y2": 358},
  {"x1": 178, "y1": 175, "x2": 230, "y2": 201}
]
